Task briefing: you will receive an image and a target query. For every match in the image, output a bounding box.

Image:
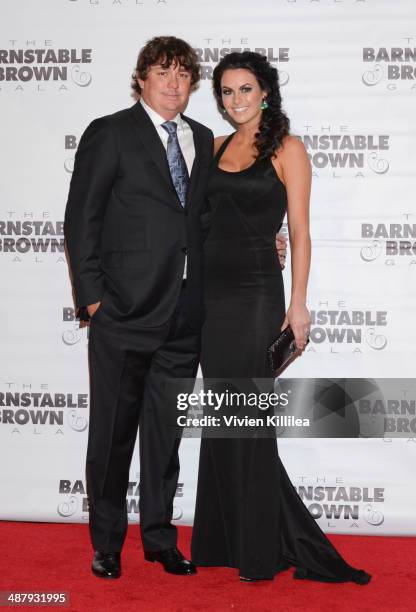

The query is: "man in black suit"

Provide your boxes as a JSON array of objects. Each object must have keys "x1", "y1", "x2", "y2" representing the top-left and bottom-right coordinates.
[{"x1": 64, "y1": 36, "x2": 213, "y2": 579}]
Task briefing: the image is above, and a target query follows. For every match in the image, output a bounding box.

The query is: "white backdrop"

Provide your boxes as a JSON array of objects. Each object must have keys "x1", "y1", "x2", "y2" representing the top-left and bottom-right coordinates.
[{"x1": 1, "y1": 0, "x2": 416, "y2": 536}]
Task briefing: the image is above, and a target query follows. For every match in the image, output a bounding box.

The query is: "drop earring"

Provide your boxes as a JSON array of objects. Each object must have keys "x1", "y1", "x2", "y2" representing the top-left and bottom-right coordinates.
[
  {"x1": 260, "y1": 98, "x2": 269, "y2": 110},
  {"x1": 222, "y1": 108, "x2": 227, "y2": 114}
]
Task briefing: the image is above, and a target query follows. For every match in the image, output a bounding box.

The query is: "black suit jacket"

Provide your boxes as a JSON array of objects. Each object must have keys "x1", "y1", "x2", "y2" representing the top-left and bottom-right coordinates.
[{"x1": 64, "y1": 101, "x2": 214, "y2": 329}]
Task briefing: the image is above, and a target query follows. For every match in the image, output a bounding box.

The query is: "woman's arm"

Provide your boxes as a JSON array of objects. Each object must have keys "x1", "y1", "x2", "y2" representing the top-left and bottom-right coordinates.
[{"x1": 273, "y1": 135, "x2": 312, "y2": 350}]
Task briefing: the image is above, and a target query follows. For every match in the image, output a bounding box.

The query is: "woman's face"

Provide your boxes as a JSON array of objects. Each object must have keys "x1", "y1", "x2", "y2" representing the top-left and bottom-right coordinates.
[{"x1": 220, "y1": 68, "x2": 266, "y2": 126}]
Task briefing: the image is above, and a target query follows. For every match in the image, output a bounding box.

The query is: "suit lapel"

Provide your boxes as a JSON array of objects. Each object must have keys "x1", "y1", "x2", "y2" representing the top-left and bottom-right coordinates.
[
  {"x1": 130, "y1": 102, "x2": 205, "y2": 210},
  {"x1": 130, "y1": 102, "x2": 182, "y2": 208},
  {"x1": 184, "y1": 115, "x2": 204, "y2": 208}
]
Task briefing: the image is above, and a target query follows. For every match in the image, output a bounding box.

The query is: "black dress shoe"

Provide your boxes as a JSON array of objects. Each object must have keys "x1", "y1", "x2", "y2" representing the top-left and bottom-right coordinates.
[
  {"x1": 91, "y1": 551, "x2": 121, "y2": 579},
  {"x1": 144, "y1": 548, "x2": 196, "y2": 575}
]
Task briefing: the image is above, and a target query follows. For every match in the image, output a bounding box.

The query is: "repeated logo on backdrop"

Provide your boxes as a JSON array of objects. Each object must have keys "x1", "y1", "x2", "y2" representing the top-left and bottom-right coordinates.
[
  {"x1": 299, "y1": 125, "x2": 390, "y2": 178},
  {"x1": 57, "y1": 478, "x2": 184, "y2": 520},
  {"x1": 64, "y1": 135, "x2": 78, "y2": 173},
  {"x1": 359, "y1": 214, "x2": 416, "y2": 266},
  {"x1": 361, "y1": 40, "x2": 416, "y2": 92},
  {"x1": 66, "y1": 0, "x2": 169, "y2": 7},
  {"x1": 358, "y1": 385, "x2": 416, "y2": 436},
  {"x1": 294, "y1": 476, "x2": 386, "y2": 530},
  {"x1": 195, "y1": 37, "x2": 290, "y2": 84},
  {"x1": 0, "y1": 212, "x2": 65, "y2": 263},
  {"x1": 0, "y1": 382, "x2": 88, "y2": 436},
  {"x1": 308, "y1": 300, "x2": 388, "y2": 353},
  {"x1": 0, "y1": 40, "x2": 93, "y2": 92},
  {"x1": 62, "y1": 306, "x2": 89, "y2": 346},
  {"x1": 66, "y1": 0, "x2": 368, "y2": 6}
]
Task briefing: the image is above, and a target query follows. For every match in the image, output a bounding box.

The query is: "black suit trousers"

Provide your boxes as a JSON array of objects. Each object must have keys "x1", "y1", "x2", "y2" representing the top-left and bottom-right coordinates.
[{"x1": 86, "y1": 283, "x2": 200, "y2": 553}]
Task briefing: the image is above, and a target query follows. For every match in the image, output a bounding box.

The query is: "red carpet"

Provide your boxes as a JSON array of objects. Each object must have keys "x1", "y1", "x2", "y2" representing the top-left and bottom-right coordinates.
[{"x1": 0, "y1": 522, "x2": 414, "y2": 611}]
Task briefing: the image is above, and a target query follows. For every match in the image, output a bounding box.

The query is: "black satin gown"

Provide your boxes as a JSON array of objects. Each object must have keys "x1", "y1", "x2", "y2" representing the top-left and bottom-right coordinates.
[{"x1": 191, "y1": 134, "x2": 371, "y2": 584}]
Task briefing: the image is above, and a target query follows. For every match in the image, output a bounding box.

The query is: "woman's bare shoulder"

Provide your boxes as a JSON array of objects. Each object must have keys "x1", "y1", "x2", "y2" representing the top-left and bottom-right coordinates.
[
  {"x1": 279, "y1": 134, "x2": 307, "y2": 158},
  {"x1": 272, "y1": 135, "x2": 310, "y2": 184},
  {"x1": 273, "y1": 135, "x2": 309, "y2": 169},
  {"x1": 213, "y1": 135, "x2": 229, "y2": 155}
]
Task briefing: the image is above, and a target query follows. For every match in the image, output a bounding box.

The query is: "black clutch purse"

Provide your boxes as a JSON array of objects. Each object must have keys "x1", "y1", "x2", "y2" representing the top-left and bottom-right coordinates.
[{"x1": 267, "y1": 325, "x2": 308, "y2": 378}]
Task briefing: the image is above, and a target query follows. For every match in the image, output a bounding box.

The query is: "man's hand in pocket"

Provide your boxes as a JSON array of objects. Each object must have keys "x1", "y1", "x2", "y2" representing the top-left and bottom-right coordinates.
[{"x1": 87, "y1": 301, "x2": 101, "y2": 318}]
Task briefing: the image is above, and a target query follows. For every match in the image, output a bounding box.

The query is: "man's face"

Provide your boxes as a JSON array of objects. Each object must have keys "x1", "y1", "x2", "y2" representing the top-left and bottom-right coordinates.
[{"x1": 138, "y1": 60, "x2": 192, "y2": 119}]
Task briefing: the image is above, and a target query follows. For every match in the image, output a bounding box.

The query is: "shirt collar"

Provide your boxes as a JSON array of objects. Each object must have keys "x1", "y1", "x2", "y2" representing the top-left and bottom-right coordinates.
[{"x1": 140, "y1": 97, "x2": 185, "y2": 131}]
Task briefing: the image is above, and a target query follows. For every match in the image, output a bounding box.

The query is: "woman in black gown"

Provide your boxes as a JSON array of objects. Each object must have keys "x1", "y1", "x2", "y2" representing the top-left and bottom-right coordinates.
[{"x1": 191, "y1": 52, "x2": 371, "y2": 585}]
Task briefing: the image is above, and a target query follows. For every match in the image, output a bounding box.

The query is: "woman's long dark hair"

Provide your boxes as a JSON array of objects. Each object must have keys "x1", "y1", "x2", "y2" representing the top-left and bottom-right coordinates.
[{"x1": 212, "y1": 51, "x2": 290, "y2": 160}]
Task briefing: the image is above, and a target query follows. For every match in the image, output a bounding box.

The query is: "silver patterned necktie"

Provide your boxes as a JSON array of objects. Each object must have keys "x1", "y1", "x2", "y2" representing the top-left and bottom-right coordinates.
[{"x1": 161, "y1": 120, "x2": 189, "y2": 207}]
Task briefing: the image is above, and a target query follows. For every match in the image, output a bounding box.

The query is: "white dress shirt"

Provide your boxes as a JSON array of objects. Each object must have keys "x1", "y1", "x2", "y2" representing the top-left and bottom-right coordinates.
[
  {"x1": 140, "y1": 97, "x2": 195, "y2": 278},
  {"x1": 140, "y1": 97, "x2": 195, "y2": 174}
]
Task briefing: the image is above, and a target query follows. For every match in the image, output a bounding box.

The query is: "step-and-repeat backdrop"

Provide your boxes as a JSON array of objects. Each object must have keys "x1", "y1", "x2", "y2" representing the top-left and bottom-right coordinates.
[{"x1": 1, "y1": 0, "x2": 415, "y2": 535}]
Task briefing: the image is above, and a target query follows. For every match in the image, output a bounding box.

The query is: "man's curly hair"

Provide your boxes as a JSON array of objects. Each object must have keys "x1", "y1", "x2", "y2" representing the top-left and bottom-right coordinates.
[{"x1": 132, "y1": 36, "x2": 200, "y2": 95}]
